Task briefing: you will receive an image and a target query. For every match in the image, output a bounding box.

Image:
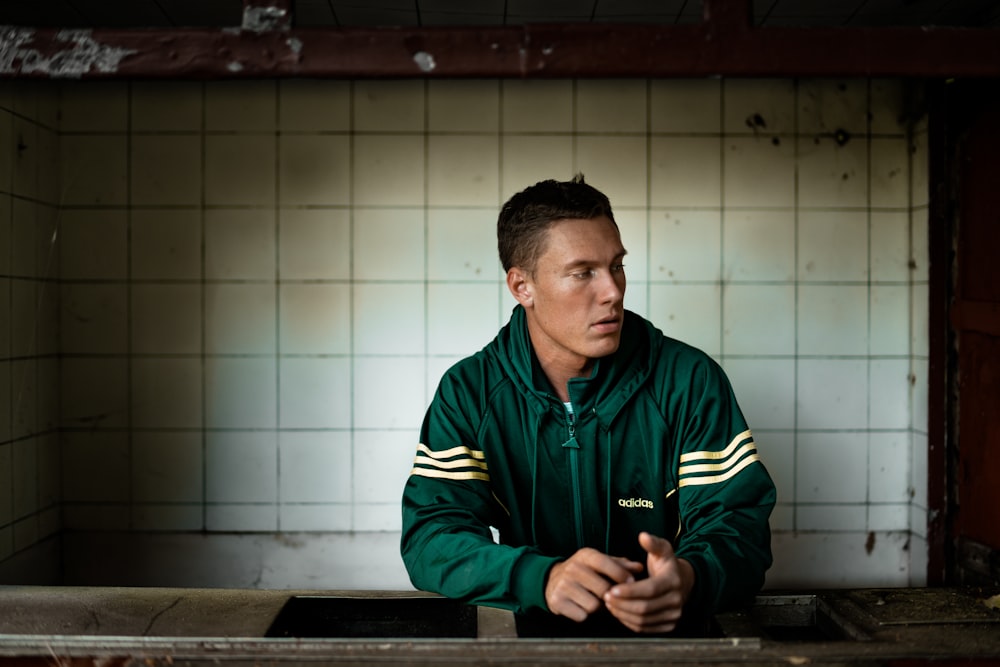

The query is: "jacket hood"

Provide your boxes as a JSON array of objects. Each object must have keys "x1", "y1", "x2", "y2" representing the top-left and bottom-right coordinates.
[{"x1": 493, "y1": 305, "x2": 658, "y2": 427}]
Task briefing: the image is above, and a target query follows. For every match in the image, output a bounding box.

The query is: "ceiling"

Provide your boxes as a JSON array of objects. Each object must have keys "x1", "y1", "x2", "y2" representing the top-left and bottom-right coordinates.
[{"x1": 1, "y1": 0, "x2": 998, "y2": 30}]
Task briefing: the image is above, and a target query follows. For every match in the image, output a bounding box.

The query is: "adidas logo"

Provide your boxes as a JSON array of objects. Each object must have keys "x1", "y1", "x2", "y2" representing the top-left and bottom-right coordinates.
[{"x1": 618, "y1": 497, "x2": 654, "y2": 509}]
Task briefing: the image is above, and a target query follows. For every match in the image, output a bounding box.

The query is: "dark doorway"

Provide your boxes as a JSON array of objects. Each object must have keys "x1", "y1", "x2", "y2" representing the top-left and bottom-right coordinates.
[{"x1": 931, "y1": 80, "x2": 1000, "y2": 586}]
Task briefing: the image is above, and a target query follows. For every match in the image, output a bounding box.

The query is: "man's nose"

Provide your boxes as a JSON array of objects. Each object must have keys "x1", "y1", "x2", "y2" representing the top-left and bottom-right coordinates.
[{"x1": 597, "y1": 270, "x2": 625, "y2": 302}]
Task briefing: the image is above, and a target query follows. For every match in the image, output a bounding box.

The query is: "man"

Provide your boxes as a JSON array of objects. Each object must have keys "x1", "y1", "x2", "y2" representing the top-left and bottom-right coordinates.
[{"x1": 400, "y1": 176, "x2": 775, "y2": 637}]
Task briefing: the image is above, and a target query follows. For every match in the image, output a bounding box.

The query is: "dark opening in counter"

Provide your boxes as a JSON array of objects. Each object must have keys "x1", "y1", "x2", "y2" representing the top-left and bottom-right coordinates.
[{"x1": 264, "y1": 595, "x2": 478, "y2": 638}]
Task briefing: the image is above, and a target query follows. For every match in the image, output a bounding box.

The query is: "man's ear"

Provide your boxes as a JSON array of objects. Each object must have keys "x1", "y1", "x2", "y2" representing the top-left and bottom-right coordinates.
[{"x1": 506, "y1": 267, "x2": 533, "y2": 307}]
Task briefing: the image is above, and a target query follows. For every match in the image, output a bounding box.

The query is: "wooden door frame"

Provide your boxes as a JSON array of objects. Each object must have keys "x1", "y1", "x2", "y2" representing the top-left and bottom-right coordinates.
[{"x1": 927, "y1": 80, "x2": 1000, "y2": 586}]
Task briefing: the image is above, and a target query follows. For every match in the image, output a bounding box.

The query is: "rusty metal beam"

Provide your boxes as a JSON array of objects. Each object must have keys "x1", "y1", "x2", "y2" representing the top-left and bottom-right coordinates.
[{"x1": 2, "y1": 0, "x2": 1000, "y2": 79}]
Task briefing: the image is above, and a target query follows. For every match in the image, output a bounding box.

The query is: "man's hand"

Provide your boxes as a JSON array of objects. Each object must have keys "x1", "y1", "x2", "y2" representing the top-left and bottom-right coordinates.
[
  {"x1": 544, "y1": 547, "x2": 644, "y2": 622},
  {"x1": 602, "y1": 532, "x2": 695, "y2": 633}
]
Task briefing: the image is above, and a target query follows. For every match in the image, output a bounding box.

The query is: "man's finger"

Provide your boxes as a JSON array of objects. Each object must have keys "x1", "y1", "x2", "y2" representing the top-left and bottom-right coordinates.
[
  {"x1": 545, "y1": 561, "x2": 605, "y2": 621},
  {"x1": 605, "y1": 597, "x2": 683, "y2": 631},
  {"x1": 575, "y1": 549, "x2": 642, "y2": 585},
  {"x1": 545, "y1": 548, "x2": 643, "y2": 622},
  {"x1": 611, "y1": 555, "x2": 646, "y2": 574}
]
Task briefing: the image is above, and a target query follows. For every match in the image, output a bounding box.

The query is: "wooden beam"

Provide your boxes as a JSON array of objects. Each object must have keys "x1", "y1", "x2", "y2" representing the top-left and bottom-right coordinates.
[{"x1": 2, "y1": 0, "x2": 1000, "y2": 79}]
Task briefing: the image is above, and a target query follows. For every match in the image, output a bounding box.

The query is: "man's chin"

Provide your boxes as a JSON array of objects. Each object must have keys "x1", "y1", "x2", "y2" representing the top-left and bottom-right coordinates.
[{"x1": 590, "y1": 336, "x2": 622, "y2": 358}]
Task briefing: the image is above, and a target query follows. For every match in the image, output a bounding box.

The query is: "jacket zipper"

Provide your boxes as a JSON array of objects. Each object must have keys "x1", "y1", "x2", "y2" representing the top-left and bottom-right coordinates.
[{"x1": 561, "y1": 405, "x2": 584, "y2": 547}]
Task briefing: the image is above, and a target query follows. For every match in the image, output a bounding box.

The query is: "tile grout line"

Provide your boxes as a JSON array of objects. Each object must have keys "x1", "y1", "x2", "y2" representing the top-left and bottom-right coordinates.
[
  {"x1": 792, "y1": 78, "x2": 800, "y2": 533},
  {"x1": 125, "y1": 82, "x2": 135, "y2": 532},
  {"x1": 199, "y1": 81, "x2": 208, "y2": 532},
  {"x1": 274, "y1": 80, "x2": 282, "y2": 533},
  {"x1": 347, "y1": 80, "x2": 357, "y2": 531}
]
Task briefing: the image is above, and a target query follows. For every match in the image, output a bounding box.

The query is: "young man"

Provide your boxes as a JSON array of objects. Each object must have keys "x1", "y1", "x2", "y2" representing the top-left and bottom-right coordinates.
[{"x1": 400, "y1": 176, "x2": 775, "y2": 637}]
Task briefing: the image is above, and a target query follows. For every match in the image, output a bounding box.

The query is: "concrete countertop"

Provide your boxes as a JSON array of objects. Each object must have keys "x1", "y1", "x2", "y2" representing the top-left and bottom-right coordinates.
[
  {"x1": 0, "y1": 586, "x2": 303, "y2": 637},
  {"x1": 0, "y1": 585, "x2": 998, "y2": 666},
  {"x1": 0, "y1": 586, "x2": 476, "y2": 638}
]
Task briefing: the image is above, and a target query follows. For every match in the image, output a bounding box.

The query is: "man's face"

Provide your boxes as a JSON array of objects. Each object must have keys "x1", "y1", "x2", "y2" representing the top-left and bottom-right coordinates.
[{"x1": 512, "y1": 216, "x2": 627, "y2": 374}]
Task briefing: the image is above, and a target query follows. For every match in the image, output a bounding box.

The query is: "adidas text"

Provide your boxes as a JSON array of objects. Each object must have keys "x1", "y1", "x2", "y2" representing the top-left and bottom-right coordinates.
[{"x1": 618, "y1": 497, "x2": 654, "y2": 509}]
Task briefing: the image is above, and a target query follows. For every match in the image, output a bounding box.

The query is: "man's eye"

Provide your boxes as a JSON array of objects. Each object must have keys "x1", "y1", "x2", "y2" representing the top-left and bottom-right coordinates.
[
  {"x1": 572, "y1": 270, "x2": 594, "y2": 279},
  {"x1": 612, "y1": 264, "x2": 626, "y2": 273}
]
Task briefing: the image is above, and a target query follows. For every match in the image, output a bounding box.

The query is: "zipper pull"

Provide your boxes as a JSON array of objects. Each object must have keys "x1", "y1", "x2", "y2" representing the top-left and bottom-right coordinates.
[{"x1": 561, "y1": 409, "x2": 579, "y2": 449}]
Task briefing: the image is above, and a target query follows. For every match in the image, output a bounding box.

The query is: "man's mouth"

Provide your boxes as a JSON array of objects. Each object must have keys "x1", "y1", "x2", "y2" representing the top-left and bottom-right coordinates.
[{"x1": 592, "y1": 315, "x2": 622, "y2": 332}]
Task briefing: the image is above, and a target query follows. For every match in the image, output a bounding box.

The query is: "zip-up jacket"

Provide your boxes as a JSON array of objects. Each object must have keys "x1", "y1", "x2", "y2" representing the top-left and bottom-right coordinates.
[{"x1": 400, "y1": 306, "x2": 775, "y2": 626}]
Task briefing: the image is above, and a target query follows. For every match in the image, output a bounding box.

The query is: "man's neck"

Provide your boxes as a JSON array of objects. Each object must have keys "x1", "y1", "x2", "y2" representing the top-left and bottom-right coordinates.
[
  {"x1": 523, "y1": 316, "x2": 594, "y2": 403},
  {"x1": 541, "y1": 360, "x2": 594, "y2": 403}
]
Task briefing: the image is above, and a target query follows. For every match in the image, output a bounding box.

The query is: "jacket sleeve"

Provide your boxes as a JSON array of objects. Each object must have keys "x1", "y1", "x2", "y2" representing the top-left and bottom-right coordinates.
[
  {"x1": 669, "y1": 355, "x2": 777, "y2": 614},
  {"x1": 400, "y1": 368, "x2": 559, "y2": 614}
]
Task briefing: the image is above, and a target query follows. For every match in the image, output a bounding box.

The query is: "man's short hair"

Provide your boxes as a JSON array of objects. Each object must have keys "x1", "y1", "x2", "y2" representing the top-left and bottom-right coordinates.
[{"x1": 497, "y1": 174, "x2": 617, "y2": 274}]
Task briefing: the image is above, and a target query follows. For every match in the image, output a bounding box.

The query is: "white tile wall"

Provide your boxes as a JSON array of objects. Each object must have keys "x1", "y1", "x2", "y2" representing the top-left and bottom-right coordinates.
[
  {"x1": 279, "y1": 357, "x2": 351, "y2": 428},
  {"x1": 797, "y1": 79, "x2": 869, "y2": 135},
  {"x1": 797, "y1": 285, "x2": 869, "y2": 355},
  {"x1": 0, "y1": 84, "x2": 61, "y2": 572},
  {"x1": 426, "y1": 208, "x2": 502, "y2": 281},
  {"x1": 205, "y1": 284, "x2": 276, "y2": 354},
  {"x1": 797, "y1": 137, "x2": 869, "y2": 208},
  {"x1": 649, "y1": 210, "x2": 721, "y2": 281},
  {"x1": 131, "y1": 358, "x2": 203, "y2": 428},
  {"x1": 204, "y1": 358, "x2": 277, "y2": 429},
  {"x1": 502, "y1": 79, "x2": 573, "y2": 132},
  {"x1": 58, "y1": 210, "x2": 128, "y2": 280},
  {"x1": 650, "y1": 79, "x2": 721, "y2": 134},
  {"x1": 648, "y1": 283, "x2": 722, "y2": 356},
  {"x1": 131, "y1": 81, "x2": 203, "y2": 131},
  {"x1": 278, "y1": 431, "x2": 352, "y2": 503},
  {"x1": 428, "y1": 135, "x2": 500, "y2": 206},
  {"x1": 501, "y1": 135, "x2": 575, "y2": 198},
  {"x1": 353, "y1": 208, "x2": 425, "y2": 280},
  {"x1": 280, "y1": 135, "x2": 351, "y2": 206},
  {"x1": 427, "y1": 283, "x2": 503, "y2": 356},
  {"x1": 131, "y1": 284, "x2": 202, "y2": 354},
  {"x1": 131, "y1": 135, "x2": 202, "y2": 206},
  {"x1": 428, "y1": 80, "x2": 499, "y2": 132},
  {"x1": 577, "y1": 136, "x2": 648, "y2": 206},
  {"x1": 131, "y1": 210, "x2": 202, "y2": 280},
  {"x1": 59, "y1": 135, "x2": 128, "y2": 206},
  {"x1": 724, "y1": 79, "x2": 797, "y2": 134},
  {"x1": 132, "y1": 432, "x2": 204, "y2": 504},
  {"x1": 0, "y1": 77, "x2": 932, "y2": 589},
  {"x1": 278, "y1": 283, "x2": 351, "y2": 354},
  {"x1": 205, "y1": 209, "x2": 276, "y2": 279},
  {"x1": 354, "y1": 80, "x2": 425, "y2": 131},
  {"x1": 278, "y1": 80, "x2": 350, "y2": 132},
  {"x1": 207, "y1": 81, "x2": 276, "y2": 132},
  {"x1": 279, "y1": 208, "x2": 351, "y2": 279},
  {"x1": 651, "y1": 137, "x2": 722, "y2": 207},
  {"x1": 577, "y1": 80, "x2": 647, "y2": 132},
  {"x1": 205, "y1": 135, "x2": 276, "y2": 206},
  {"x1": 723, "y1": 284, "x2": 796, "y2": 355}
]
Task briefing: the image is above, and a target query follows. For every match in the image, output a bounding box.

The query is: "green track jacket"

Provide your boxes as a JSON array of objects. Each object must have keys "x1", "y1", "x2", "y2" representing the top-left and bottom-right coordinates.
[{"x1": 401, "y1": 306, "x2": 775, "y2": 622}]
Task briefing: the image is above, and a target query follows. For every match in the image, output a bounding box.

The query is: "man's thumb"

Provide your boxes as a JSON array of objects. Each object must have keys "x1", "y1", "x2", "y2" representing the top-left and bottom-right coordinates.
[{"x1": 638, "y1": 531, "x2": 674, "y2": 558}]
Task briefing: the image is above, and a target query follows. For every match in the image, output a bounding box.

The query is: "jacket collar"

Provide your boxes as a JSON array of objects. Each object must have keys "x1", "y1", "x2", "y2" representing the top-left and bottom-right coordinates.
[{"x1": 497, "y1": 306, "x2": 655, "y2": 426}]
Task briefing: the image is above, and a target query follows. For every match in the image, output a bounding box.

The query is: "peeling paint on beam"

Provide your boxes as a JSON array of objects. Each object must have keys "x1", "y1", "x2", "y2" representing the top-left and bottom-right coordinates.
[
  {"x1": 2, "y1": 23, "x2": 1000, "y2": 79},
  {"x1": 242, "y1": 0, "x2": 291, "y2": 33},
  {"x1": 0, "y1": 27, "x2": 137, "y2": 78},
  {"x1": 242, "y1": 6, "x2": 290, "y2": 33}
]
